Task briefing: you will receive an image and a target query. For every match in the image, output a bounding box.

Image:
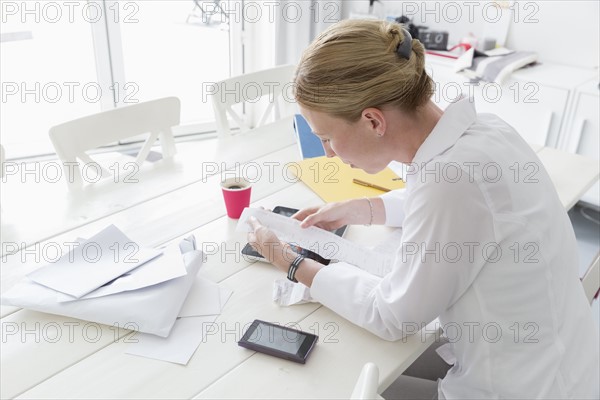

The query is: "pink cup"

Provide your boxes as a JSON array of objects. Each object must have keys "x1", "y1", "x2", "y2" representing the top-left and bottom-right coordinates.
[{"x1": 221, "y1": 177, "x2": 252, "y2": 219}]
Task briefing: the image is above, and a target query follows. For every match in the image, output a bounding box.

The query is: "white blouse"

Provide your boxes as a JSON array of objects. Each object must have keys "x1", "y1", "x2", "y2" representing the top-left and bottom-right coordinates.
[{"x1": 310, "y1": 98, "x2": 599, "y2": 399}]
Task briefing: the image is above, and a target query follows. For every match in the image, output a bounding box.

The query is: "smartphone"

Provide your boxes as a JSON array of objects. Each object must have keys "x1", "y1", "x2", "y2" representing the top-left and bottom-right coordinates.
[
  {"x1": 238, "y1": 319, "x2": 318, "y2": 364},
  {"x1": 240, "y1": 206, "x2": 347, "y2": 264}
]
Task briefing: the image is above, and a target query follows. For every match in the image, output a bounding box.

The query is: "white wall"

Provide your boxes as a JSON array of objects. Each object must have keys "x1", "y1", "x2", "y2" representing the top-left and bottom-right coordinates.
[
  {"x1": 506, "y1": 1, "x2": 598, "y2": 68},
  {"x1": 342, "y1": 0, "x2": 599, "y2": 69},
  {"x1": 246, "y1": 0, "x2": 343, "y2": 72}
]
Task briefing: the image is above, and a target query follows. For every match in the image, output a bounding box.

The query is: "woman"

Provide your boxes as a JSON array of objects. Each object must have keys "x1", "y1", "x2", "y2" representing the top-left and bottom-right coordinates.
[{"x1": 247, "y1": 19, "x2": 599, "y2": 399}]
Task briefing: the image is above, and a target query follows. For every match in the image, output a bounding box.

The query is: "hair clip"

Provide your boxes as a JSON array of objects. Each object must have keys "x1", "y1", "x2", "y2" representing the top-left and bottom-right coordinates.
[{"x1": 396, "y1": 28, "x2": 412, "y2": 60}]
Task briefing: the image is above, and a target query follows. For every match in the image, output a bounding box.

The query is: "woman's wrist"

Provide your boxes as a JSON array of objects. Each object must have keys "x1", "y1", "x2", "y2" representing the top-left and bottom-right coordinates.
[
  {"x1": 273, "y1": 242, "x2": 297, "y2": 272},
  {"x1": 272, "y1": 243, "x2": 323, "y2": 287},
  {"x1": 346, "y1": 198, "x2": 374, "y2": 225},
  {"x1": 348, "y1": 197, "x2": 384, "y2": 225},
  {"x1": 293, "y1": 257, "x2": 322, "y2": 287}
]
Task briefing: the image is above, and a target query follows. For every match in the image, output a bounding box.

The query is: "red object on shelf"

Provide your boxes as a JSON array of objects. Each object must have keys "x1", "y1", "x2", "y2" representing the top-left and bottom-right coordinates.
[
  {"x1": 426, "y1": 51, "x2": 458, "y2": 59},
  {"x1": 426, "y1": 43, "x2": 472, "y2": 60}
]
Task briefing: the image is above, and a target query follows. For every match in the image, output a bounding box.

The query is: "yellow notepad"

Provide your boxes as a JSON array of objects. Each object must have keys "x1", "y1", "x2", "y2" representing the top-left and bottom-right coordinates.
[{"x1": 290, "y1": 156, "x2": 405, "y2": 203}]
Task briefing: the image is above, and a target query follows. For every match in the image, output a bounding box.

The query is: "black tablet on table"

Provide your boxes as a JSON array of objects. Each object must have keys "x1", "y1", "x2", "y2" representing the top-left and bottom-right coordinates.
[{"x1": 238, "y1": 319, "x2": 318, "y2": 364}]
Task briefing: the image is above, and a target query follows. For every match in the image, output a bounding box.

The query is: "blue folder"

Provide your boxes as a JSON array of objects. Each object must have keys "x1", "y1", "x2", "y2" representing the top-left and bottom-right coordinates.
[{"x1": 293, "y1": 114, "x2": 325, "y2": 159}]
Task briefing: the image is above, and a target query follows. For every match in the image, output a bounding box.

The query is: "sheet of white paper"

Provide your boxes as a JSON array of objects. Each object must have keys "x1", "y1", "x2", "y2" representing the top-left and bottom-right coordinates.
[
  {"x1": 126, "y1": 315, "x2": 217, "y2": 365},
  {"x1": 371, "y1": 228, "x2": 403, "y2": 253},
  {"x1": 370, "y1": 228, "x2": 402, "y2": 277},
  {"x1": 453, "y1": 47, "x2": 474, "y2": 72},
  {"x1": 27, "y1": 225, "x2": 161, "y2": 298},
  {"x1": 272, "y1": 279, "x2": 313, "y2": 306},
  {"x1": 178, "y1": 276, "x2": 222, "y2": 317},
  {"x1": 237, "y1": 208, "x2": 393, "y2": 276},
  {"x1": 56, "y1": 244, "x2": 186, "y2": 302}
]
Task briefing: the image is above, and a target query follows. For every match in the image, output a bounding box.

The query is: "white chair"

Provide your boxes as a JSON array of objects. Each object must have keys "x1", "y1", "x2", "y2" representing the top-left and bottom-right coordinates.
[
  {"x1": 209, "y1": 65, "x2": 296, "y2": 136},
  {"x1": 49, "y1": 97, "x2": 180, "y2": 190},
  {"x1": 351, "y1": 362, "x2": 384, "y2": 400},
  {"x1": 582, "y1": 252, "x2": 600, "y2": 304}
]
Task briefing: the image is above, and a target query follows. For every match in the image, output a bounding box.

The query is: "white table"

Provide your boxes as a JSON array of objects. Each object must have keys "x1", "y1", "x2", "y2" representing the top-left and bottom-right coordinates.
[
  {"x1": 0, "y1": 117, "x2": 298, "y2": 252},
  {"x1": 1, "y1": 119, "x2": 598, "y2": 399}
]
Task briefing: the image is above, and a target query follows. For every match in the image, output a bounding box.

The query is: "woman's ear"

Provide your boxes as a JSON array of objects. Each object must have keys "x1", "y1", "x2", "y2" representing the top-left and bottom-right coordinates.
[{"x1": 362, "y1": 108, "x2": 387, "y2": 137}]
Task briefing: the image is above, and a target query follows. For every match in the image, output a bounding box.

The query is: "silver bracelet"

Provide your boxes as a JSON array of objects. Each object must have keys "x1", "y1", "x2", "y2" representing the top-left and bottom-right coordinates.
[{"x1": 364, "y1": 197, "x2": 374, "y2": 226}]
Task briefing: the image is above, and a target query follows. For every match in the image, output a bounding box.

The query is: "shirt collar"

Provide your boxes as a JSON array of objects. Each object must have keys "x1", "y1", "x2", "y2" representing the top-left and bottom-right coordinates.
[{"x1": 411, "y1": 97, "x2": 477, "y2": 165}]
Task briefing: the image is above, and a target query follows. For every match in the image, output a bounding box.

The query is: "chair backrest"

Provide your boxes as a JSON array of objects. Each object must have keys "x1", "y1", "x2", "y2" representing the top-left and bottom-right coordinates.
[
  {"x1": 209, "y1": 65, "x2": 296, "y2": 136},
  {"x1": 582, "y1": 252, "x2": 600, "y2": 304},
  {"x1": 351, "y1": 362, "x2": 384, "y2": 400},
  {"x1": 49, "y1": 97, "x2": 180, "y2": 189}
]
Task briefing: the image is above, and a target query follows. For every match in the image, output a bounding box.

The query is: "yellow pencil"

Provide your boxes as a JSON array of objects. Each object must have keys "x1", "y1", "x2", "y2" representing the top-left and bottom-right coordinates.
[{"x1": 352, "y1": 178, "x2": 390, "y2": 192}]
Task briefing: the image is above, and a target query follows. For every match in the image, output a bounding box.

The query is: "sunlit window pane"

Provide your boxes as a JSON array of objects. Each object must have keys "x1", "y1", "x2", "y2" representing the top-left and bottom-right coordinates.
[
  {"x1": 118, "y1": 0, "x2": 231, "y2": 126},
  {"x1": 1, "y1": 2, "x2": 101, "y2": 158}
]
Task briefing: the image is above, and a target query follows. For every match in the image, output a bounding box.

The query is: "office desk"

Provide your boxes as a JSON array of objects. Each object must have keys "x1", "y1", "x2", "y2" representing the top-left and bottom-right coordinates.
[
  {"x1": 1, "y1": 121, "x2": 598, "y2": 399},
  {"x1": 536, "y1": 146, "x2": 599, "y2": 210}
]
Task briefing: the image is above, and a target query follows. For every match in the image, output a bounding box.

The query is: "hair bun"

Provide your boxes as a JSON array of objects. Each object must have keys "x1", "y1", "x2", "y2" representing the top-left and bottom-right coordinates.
[{"x1": 295, "y1": 19, "x2": 434, "y2": 119}]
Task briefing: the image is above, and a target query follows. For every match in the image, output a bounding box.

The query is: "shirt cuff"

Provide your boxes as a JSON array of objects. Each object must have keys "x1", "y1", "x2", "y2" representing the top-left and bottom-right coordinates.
[
  {"x1": 310, "y1": 262, "x2": 379, "y2": 325},
  {"x1": 380, "y1": 189, "x2": 406, "y2": 227}
]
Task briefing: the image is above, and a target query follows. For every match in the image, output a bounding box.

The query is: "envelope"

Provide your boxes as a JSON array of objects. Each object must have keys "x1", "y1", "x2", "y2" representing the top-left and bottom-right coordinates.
[
  {"x1": 55, "y1": 244, "x2": 187, "y2": 302},
  {"x1": 27, "y1": 225, "x2": 162, "y2": 298},
  {"x1": 1, "y1": 237, "x2": 203, "y2": 337}
]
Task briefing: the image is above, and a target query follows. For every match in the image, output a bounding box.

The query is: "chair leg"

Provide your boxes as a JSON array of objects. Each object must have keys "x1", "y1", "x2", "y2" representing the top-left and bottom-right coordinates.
[{"x1": 159, "y1": 130, "x2": 177, "y2": 158}]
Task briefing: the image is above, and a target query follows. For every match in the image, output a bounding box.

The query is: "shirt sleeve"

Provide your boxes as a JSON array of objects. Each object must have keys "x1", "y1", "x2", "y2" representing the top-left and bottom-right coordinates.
[
  {"x1": 311, "y1": 170, "x2": 496, "y2": 341},
  {"x1": 380, "y1": 189, "x2": 407, "y2": 227}
]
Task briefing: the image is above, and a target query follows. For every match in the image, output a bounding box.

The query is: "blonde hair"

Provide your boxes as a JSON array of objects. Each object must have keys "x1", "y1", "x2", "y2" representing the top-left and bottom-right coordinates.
[{"x1": 294, "y1": 19, "x2": 433, "y2": 121}]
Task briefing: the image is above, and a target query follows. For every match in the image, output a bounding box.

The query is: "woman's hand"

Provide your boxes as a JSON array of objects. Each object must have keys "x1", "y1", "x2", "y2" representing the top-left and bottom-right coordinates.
[
  {"x1": 246, "y1": 215, "x2": 325, "y2": 287},
  {"x1": 292, "y1": 198, "x2": 378, "y2": 230},
  {"x1": 246, "y1": 216, "x2": 296, "y2": 271}
]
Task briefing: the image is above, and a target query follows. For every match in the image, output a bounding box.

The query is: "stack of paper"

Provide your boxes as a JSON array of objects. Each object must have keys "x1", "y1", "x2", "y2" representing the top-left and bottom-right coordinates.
[{"x1": 2, "y1": 225, "x2": 233, "y2": 365}]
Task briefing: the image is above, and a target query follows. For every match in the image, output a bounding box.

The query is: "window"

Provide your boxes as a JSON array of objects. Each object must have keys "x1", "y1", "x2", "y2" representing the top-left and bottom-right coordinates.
[
  {"x1": 0, "y1": 0, "x2": 243, "y2": 159},
  {"x1": 1, "y1": 2, "x2": 102, "y2": 158}
]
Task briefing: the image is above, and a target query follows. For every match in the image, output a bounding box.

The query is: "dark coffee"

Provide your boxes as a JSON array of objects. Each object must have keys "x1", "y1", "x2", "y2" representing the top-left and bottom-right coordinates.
[{"x1": 227, "y1": 185, "x2": 243, "y2": 190}]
